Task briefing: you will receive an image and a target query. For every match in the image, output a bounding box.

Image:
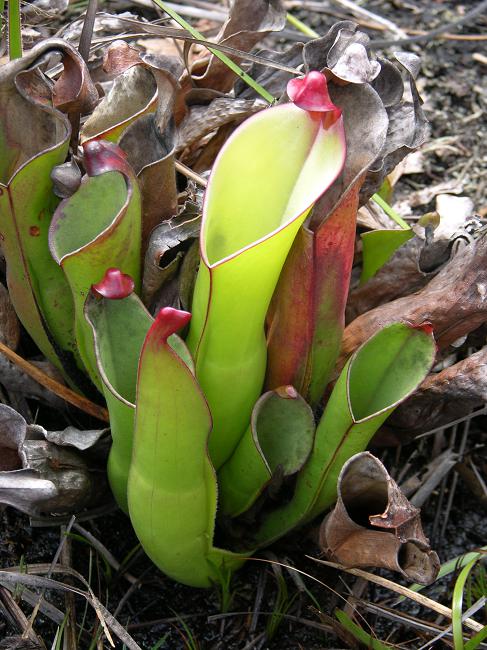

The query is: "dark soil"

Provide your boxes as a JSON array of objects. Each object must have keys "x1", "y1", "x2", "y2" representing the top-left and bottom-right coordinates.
[{"x1": 1, "y1": 1, "x2": 486, "y2": 649}]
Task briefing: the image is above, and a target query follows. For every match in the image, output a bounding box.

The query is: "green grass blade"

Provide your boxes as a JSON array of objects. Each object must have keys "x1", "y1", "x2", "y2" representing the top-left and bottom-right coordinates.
[
  {"x1": 335, "y1": 609, "x2": 391, "y2": 649},
  {"x1": 371, "y1": 192, "x2": 410, "y2": 230},
  {"x1": 360, "y1": 228, "x2": 414, "y2": 283},
  {"x1": 151, "y1": 0, "x2": 274, "y2": 103},
  {"x1": 286, "y1": 12, "x2": 319, "y2": 38},
  {"x1": 453, "y1": 558, "x2": 481, "y2": 650},
  {"x1": 53, "y1": 612, "x2": 69, "y2": 650},
  {"x1": 7, "y1": 0, "x2": 22, "y2": 59},
  {"x1": 150, "y1": 633, "x2": 170, "y2": 650},
  {"x1": 465, "y1": 624, "x2": 487, "y2": 650}
]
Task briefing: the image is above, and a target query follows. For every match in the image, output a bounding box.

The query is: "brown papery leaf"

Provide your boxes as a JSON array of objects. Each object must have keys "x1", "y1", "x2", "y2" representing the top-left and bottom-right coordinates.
[
  {"x1": 0, "y1": 39, "x2": 96, "y2": 184},
  {"x1": 311, "y1": 83, "x2": 388, "y2": 227},
  {"x1": 0, "y1": 283, "x2": 20, "y2": 350},
  {"x1": 339, "y1": 231, "x2": 487, "y2": 371},
  {"x1": 120, "y1": 114, "x2": 177, "y2": 253},
  {"x1": 5, "y1": 38, "x2": 98, "y2": 116},
  {"x1": 191, "y1": 0, "x2": 286, "y2": 92},
  {"x1": 0, "y1": 404, "x2": 105, "y2": 515},
  {"x1": 52, "y1": 44, "x2": 98, "y2": 114},
  {"x1": 3, "y1": 39, "x2": 97, "y2": 115},
  {"x1": 82, "y1": 41, "x2": 183, "y2": 253},
  {"x1": 177, "y1": 97, "x2": 266, "y2": 164},
  {"x1": 320, "y1": 452, "x2": 439, "y2": 585},
  {"x1": 349, "y1": 199, "x2": 481, "y2": 322},
  {"x1": 324, "y1": 24, "x2": 381, "y2": 84},
  {"x1": 143, "y1": 202, "x2": 201, "y2": 308},
  {"x1": 81, "y1": 64, "x2": 157, "y2": 142},
  {"x1": 234, "y1": 22, "x2": 426, "y2": 208},
  {"x1": 361, "y1": 53, "x2": 429, "y2": 200},
  {"x1": 389, "y1": 346, "x2": 487, "y2": 435}
]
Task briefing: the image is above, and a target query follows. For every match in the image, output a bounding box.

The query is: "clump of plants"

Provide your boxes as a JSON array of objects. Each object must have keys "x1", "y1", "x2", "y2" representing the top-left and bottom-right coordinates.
[{"x1": 0, "y1": 15, "x2": 440, "y2": 589}]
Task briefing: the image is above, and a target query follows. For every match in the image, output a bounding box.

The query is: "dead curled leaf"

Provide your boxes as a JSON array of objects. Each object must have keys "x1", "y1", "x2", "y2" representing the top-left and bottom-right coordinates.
[
  {"x1": 81, "y1": 41, "x2": 183, "y2": 251},
  {"x1": 234, "y1": 21, "x2": 426, "y2": 206},
  {"x1": 305, "y1": 21, "x2": 381, "y2": 84},
  {"x1": 348, "y1": 195, "x2": 482, "y2": 322},
  {"x1": 119, "y1": 114, "x2": 178, "y2": 252},
  {"x1": 5, "y1": 37, "x2": 98, "y2": 115},
  {"x1": 311, "y1": 82, "x2": 388, "y2": 225},
  {"x1": 360, "y1": 52, "x2": 429, "y2": 200},
  {"x1": 389, "y1": 346, "x2": 487, "y2": 435},
  {"x1": 0, "y1": 283, "x2": 20, "y2": 350},
  {"x1": 81, "y1": 64, "x2": 158, "y2": 142},
  {"x1": 189, "y1": 0, "x2": 286, "y2": 92},
  {"x1": 142, "y1": 201, "x2": 201, "y2": 309},
  {"x1": 0, "y1": 404, "x2": 106, "y2": 515},
  {"x1": 0, "y1": 38, "x2": 97, "y2": 184},
  {"x1": 320, "y1": 452, "x2": 439, "y2": 585},
  {"x1": 339, "y1": 230, "x2": 487, "y2": 370},
  {"x1": 177, "y1": 97, "x2": 266, "y2": 161}
]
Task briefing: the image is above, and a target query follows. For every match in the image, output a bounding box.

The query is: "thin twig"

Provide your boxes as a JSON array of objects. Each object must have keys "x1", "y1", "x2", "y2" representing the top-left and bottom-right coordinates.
[
  {"x1": 0, "y1": 587, "x2": 44, "y2": 646},
  {"x1": 309, "y1": 558, "x2": 483, "y2": 633},
  {"x1": 0, "y1": 566, "x2": 135, "y2": 649},
  {"x1": 0, "y1": 341, "x2": 109, "y2": 422},
  {"x1": 286, "y1": 1, "x2": 487, "y2": 41},
  {"x1": 24, "y1": 516, "x2": 76, "y2": 640},
  {"x1": 69, "y1": 0, "x2": 97, "y2": 150},
  {"x1": 414, "y1": 406, "x2": 487, "y2": 440},
  {"x1": 61, "y1": 526, "x2": 78, "y2": 650},
  {"x1": 93, "y1": 14, "x2": 301, "y2": 76},
  {"x1": 72, "y1": 523, "x2": 139, "y2": 585},
  {"x1": 354, "y1": 599, "x2": 449, "y2": 638},
  {"x1": 175, "y1": 160, "x2": 207, "y2": 187},
  {"x1": 402, "y1": 30, "x2": 487, "y2": 42},
  {"x1": 418, "y1": 597, "x2": 487, "y2": 649},
  {"x1": 439, "y1": 418, "x2": 472, "y2": 539},
  {"x1": 332, "y1": 0, "x2": 407, "y2": 39}
]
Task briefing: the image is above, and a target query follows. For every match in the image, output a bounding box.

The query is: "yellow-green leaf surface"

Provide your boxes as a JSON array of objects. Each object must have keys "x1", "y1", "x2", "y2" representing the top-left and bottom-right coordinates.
[
  {"x1": 218, "y1": 387, "x2": 315, "y2": 517},
  {"x1": 49, "y1": 142, "x2": 142, "y2": 389},
  {"x1": 85, "y1": 269, "x2": 193, "y2": 512},
  {"x1": 187, "y1": 73, "x2": 346, "y2": 469},
  {"x1": 0, "y1": 40, "x2": 97, "y2": 389},
  {"x1": 128, "y1": 308, "x2": 244, "y2": 588},
  {"x1": 253, "y1": 322, "x2": 436, "y2": 547},
  {"x1": 360, "y1": 228, "x2": 414, "y2": 284}
]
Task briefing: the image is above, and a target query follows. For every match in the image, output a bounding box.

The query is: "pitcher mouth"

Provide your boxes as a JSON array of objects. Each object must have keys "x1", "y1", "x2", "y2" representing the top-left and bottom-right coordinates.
[{"x1": 200, "y1": 104, "x2": 346, "y2": 270}]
